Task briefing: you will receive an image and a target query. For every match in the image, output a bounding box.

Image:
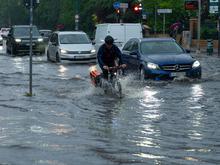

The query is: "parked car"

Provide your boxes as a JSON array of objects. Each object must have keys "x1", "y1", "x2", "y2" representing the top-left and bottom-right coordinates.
[
  {"x1": 94, "y1": 23, "x2": 143, "y2": 51},
  {"x1": 39, "y1": 29, "x2": 52, "y2": 43},
  {"x1": 0, "y1": 28, "x2": 10, "y2": 46},
  {"x1": 46, "y1": 31, "x2": 96, "y2": 63},
  {"x1": 6, "y1": 25, "x2": 44, "y2": 55},
  {"x1": 122, "y1": 38, "x2": 201, "y2": 80}
]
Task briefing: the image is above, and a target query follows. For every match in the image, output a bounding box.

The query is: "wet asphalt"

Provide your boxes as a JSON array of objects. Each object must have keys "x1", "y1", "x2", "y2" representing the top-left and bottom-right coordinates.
[{"x1": 0, "y1": 46, "x2": 220, "y2": 165}]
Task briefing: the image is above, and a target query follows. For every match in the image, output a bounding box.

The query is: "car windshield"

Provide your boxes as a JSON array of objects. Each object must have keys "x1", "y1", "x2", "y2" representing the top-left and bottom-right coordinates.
[
  {"x1": 14, "y1": 26, "x2": 40, "y2": 36},
  {"x1": 59, "y1": 34, "x2": 91, "y2": 44},
  {"x1": 140, "y1": 40, "x2": 184, "y2": 55}
]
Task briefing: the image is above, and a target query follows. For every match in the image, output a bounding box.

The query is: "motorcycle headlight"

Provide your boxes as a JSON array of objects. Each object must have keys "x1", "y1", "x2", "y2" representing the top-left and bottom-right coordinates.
[
  {"x1": 60, "y1": 49, "x2": 67, "y2": 54},
  {"x1": 192, "y1": 60, "x2": 200, "y2": 68},
  {"x1": 147, "y1": 62, "x2": 159, "y2": 70},
  {"x1": 38, "y1": 38, "x2": 43, "y2": 42},
  {"x1": 91, "y1": 49, "x2": 96, "y2": 53},
  {"x1": 15, "y1": 38, "x2": 22, "y2": 43}
]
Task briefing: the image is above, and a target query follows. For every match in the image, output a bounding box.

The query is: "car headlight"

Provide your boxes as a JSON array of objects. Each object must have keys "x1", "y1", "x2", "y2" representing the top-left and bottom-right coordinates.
[
  {"x1": 38, "y1": 38, "x2": 43, "y2": 42},
  {"x1": 91, "y1": 49, "x2": 96, "y2": 53},
  {"x1": 60, "y1": 49, "x2": 67, "y2": 54},
  {"x1": 15, "y1": 38, "x2": 22, "y2": 43},
  {"x1": 147, "y1": 62, "x2": 159, "y2": 70},
  {"x1": 192, "y1": 60, "x2": 200, "y2": 68}
]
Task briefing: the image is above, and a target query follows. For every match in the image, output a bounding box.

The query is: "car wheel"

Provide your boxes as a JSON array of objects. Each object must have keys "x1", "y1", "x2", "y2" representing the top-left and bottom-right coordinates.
[
  {"x1": 47, "y1": 51, "x2": 51, "y2": 61},
  {"x1": 56, "y1": 53, "x2": 61, "y2": 63},
  {"x1": 139, "y1": 67, "x2": 145, "y2": 82},
  {"x1": 11, "y1": 45, "x2": 17, "y2": 56},
  {"x1": 6, "y1": 45, "x2": 10, "y2": 54}
]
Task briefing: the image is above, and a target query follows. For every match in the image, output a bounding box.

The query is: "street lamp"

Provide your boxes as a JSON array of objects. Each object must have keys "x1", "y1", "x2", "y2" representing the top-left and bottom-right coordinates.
[
  {"x1": 75, "y1": 0, "x2": 79, "y2": 30},
  {"x1": 196, "y1": 0, "x2": 201, "y2": 54}
]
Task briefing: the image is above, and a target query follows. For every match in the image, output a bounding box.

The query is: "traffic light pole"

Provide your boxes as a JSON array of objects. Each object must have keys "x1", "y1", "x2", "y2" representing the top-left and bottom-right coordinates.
[
  {"x1": 218, "y1": 0, "x2": 220, "y2": 56},
  {"x1": 196, "y1": 0, "x2": 201, "y2": 54},
  {"x1": 29, "y1": 0, "x2": 33, "y2": 96}
]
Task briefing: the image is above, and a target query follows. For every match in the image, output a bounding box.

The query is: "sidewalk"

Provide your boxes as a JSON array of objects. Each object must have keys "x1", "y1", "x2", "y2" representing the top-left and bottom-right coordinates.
[{"x1": 190, "y1": 46, "x2": 219, "y2": 56}]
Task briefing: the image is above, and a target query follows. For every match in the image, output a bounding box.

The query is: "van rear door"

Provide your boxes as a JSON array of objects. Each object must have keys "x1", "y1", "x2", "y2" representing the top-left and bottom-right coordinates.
[
  {"x1": 125, "y1": 24, "x2": 143, "y2": 42},
  {"x1": 108, "y1": 24, "x2": 125, "y2": 48}
]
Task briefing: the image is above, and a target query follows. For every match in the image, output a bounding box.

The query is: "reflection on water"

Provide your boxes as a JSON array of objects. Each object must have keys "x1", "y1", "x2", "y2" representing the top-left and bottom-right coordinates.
[
  {"x1": 13, "y1": 57, "x2": 26, "y2": 72},
  {"x1": 0, "y1": 54, "x2": 219, "y2": 165},
  {"x1": 188, "y1": 84, "x2": 205, "y2": 140},
  {"x1": 58, "y1": 65, "x2": 68, "y2": 78}
]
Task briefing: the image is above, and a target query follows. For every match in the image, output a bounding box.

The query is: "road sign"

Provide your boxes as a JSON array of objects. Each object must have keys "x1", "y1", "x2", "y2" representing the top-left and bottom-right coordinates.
[
  {"x1": 113, "y1": 2, "x2": 120, "y2": 9},
  {"x1": 157, "y1": 9, "x2": 172, "y2": 14},
  {"x1": 209, "y1": 6, "x2": 219, "y2": 13},
  {"x1": 209, "y1": 0, "x2": 219, "y2": 13},
  {"x1": 120, "y1": 3, "x2": 128, "y2": 9}
]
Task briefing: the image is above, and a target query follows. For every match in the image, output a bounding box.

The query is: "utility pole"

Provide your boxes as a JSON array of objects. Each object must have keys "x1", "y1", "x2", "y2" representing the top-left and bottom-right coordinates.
[
  {"x1": 29, "y1": 0, "x2": 33, "y2": 96},
  {"x1": 75, "y1": 0, "x2": 79, "y2": 31},
  {"x1": 218, "y1": 0, "x2": 220, "y2": 56},
  {"x1": 154, "y1": 4, "x2": 157, "y2": 35},
  {"x1": 196, "y1": 0, "x2": 201, "y2": 54}
]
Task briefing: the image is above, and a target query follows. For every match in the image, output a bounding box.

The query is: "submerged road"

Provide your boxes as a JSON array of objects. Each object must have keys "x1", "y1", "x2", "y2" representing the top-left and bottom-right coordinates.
[{"x1": 0, "y1": 46, "x2": 220, "y2": 165}]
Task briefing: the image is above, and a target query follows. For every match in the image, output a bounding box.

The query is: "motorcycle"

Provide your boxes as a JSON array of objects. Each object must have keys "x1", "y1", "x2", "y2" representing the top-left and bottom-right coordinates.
[{"x1": 89, "y1": 65, "x2": 124, "y2": 98}]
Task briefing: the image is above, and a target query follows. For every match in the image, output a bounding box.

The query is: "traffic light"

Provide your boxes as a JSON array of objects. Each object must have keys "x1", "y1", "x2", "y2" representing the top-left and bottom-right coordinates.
[
  {"x1": 23, "y1": 0, "x2": 40, "y2": 9},
  {"x1": 115, "y1": 9, "x2": 120, "y2": 14},
  {"x1": 133, "y1": 3, "x2": 142, "y2": 14}
]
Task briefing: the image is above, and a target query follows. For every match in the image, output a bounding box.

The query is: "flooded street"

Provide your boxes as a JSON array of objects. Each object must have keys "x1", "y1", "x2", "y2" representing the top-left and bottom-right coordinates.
[{"x1": 0, "y1": 48, "x2": 220, "y2": 165}]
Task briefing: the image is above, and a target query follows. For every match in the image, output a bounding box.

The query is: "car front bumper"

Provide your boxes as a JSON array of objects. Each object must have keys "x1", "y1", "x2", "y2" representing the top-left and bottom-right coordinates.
[
  {"x1": 60, "y1": 53, "x2": 97, "y2": 63},
  {"x1": 14, "y1": 42, "x2": 44, "y2": 54},
  {"x1": 144, "y1": 67, "x2": 202, "y2": 80}
]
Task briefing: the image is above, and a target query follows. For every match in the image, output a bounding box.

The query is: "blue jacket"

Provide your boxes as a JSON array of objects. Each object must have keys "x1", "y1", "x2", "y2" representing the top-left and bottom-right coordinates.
[{"x1": 97, "y1": 44, "x2": 124, "y2": 70}]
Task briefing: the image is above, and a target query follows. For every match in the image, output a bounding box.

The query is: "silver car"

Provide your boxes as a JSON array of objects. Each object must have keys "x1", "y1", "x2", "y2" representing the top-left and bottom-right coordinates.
[{"x1": 46, "y1": 31, "x2": 96, "y2": 63}]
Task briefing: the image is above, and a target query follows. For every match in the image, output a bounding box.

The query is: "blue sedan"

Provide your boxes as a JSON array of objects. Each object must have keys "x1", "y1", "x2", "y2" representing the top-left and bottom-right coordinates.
[{"x1": 122, "y1": 38, "x2": 201, "y2": 80}]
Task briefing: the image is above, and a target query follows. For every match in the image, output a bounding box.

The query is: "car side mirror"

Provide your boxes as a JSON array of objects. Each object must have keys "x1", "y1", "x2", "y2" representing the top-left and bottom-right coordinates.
[
  {"x1": 7, "y1": 33, "x2": 12, "y2": 37},
  {"x1": 52, "y1": 41, "x2": 57, "y2": 46},
  {"x1": 1, "y1": 34, "x2": 7, "y2": 39},
  {"x1": 130, "y1": 50, "x2": 138, "y2": 56},
  {"x1": 185, "y1": 49, "x2": 190, "y2": 53}
]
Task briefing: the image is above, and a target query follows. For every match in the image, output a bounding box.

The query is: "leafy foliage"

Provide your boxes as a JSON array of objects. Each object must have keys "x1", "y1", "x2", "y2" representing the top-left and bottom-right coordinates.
[{"x1": 0, "y1": 0, "x2": 212, "y2": 38}]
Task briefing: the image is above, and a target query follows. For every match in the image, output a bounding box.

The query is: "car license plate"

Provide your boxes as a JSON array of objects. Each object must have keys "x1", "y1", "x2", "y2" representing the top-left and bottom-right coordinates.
[
  {"x1": 26, "y1": 43, "x2": 35, "y2": 46},
  {"x1": 171, "y1": 72, "x2": 185, "y2": 77},
  {"x1": 75, "y1": 55, "x2": 86, "y2": 59}
]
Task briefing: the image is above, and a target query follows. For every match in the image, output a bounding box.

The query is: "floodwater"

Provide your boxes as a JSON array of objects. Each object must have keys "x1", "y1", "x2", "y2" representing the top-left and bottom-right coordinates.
[{"x1": 0, "y1": 48, "x2": 220, "y2": 165}]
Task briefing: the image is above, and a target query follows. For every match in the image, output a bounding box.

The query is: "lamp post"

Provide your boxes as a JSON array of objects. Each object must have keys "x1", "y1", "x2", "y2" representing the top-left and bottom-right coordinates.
[
  {"x1": 75, "y1": 0, "x2": 79, "y2": 30},
  {"x1": 27, "y1": 0, "x2": 34, "y2": 96},
  {"x1": 218, "y1": 0, "x2": 220, "y2": 56},
  {"x1": 154, "y1": 1, "x2": 158, "y2": 35},
  {"x1": 196, "y1": 0, "x2": 201, "y2": 54}
]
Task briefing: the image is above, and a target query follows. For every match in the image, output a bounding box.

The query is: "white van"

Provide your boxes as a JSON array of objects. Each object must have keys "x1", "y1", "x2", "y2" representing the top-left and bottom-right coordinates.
[{"x1": 94, "y1": 23, "x2": 143, "y2": 51}]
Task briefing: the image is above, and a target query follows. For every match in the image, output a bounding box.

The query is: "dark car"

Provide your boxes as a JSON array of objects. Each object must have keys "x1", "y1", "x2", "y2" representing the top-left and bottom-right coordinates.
[
  {"x1": 122, "y1": 38, "x2": 201, "y2": 80},
  {"x1": 6, "y1": 25, "x2": 44, "y2": 55}
]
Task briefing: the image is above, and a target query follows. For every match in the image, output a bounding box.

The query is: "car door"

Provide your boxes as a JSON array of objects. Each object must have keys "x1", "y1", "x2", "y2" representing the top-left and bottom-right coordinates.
[
  {"x1": 48, "y1": 33, "x2": 57, "y2": 61},
  {"x1": 122, "y1": 40, "x2": 133, "y2": 70},
  {"x1": 128, "y1": 41, "x2": 139, "y2": 71},
  {"x1": 6, "y1": 28, "x2": 13, "y2": 51},
  {"x1": 122, "y1": 40, "x2": 139, "y2": 71}
]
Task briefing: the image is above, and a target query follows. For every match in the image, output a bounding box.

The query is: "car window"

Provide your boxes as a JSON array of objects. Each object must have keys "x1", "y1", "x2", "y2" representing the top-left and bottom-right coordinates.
[
  {"x1": 122, "y1": 40, "x2": 133, "y2": 51},
  {"x1": 14, "y1": 26, "x2": 40, "y2": 36},
  {"x1": 54, "y1": 34, "x2": 58, "y2": 44},
  {"x1": 130, "y1": 41, "x2": 138, "y2": 51},
  {"x1": 59, "y1": 34, "x2": 91, "y2": 44},
  {"x1": 140, "y1": 41, "x2": 184, "y2": 55},
  {"x1": 50, "y1": 33, "x2": 55, "y2": 42}
]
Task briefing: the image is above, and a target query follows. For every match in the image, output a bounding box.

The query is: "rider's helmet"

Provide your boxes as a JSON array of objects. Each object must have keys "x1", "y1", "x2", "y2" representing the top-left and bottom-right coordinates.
[{"x1": 104, "y1": 35, "x2": 114, "y2": 45}]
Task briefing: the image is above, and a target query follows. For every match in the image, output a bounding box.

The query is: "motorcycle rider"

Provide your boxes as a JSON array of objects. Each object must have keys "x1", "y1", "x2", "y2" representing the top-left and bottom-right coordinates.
[{"x1": 97, "y1": 35, "x2": 126, "y2": 79}]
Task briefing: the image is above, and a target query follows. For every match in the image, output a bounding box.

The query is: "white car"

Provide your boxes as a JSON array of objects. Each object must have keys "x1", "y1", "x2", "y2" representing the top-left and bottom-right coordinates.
[{"x1": 47, "y1": 31, "x2": 96, "y2": 63}]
